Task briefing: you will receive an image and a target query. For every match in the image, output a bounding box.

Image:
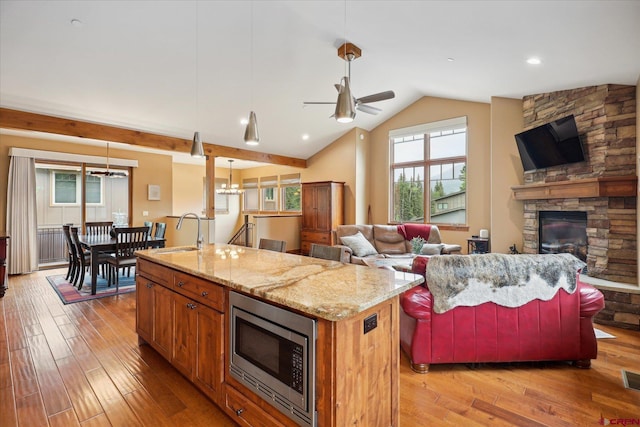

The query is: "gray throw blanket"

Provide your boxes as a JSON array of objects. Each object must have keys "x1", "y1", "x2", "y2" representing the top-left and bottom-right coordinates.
[{"x1": 425, "y1": 253, "x2": 586, "y2": 313}]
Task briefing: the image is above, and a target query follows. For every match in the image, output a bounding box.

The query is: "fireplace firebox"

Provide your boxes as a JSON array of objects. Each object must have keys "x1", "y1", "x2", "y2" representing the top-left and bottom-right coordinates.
[{"x1": 538, "y1": 211, "x2": 587, "y2": 262}]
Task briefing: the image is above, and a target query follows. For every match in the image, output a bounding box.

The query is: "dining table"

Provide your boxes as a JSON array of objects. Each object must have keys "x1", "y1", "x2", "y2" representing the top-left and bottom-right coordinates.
[{"x1": 77, "y1": 233, "x2": 166, "y2": 295}]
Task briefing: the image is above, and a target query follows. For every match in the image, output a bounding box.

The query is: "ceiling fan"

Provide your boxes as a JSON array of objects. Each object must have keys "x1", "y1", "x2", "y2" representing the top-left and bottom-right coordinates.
[{"x1": 303, "y1": 42, "x2": 395, "y2": 122}]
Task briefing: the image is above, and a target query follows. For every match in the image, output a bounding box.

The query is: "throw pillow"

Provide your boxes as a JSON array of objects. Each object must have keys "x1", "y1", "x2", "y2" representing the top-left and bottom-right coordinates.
[
  {"x1": 340, "y1": 232, "x2": 378, "y2": 257},
  {"x1": 420, "y1": 243, "x2": 444, "y2": 255}
]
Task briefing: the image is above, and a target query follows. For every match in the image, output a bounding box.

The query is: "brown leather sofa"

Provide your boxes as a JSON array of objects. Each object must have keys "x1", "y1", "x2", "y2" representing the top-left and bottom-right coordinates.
[{"x1": 334, "y1": 224, "x2": 461, "y2": 265}]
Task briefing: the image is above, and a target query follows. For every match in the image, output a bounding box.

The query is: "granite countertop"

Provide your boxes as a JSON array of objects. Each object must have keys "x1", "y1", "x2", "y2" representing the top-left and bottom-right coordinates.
[{"x1": 136, "y1": 244, "x2": 424, "y2": 321}]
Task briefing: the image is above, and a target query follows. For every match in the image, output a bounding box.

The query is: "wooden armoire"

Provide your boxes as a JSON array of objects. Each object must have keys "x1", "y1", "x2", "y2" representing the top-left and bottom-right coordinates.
[{"x1": 300, "y1": 181, "x2": 344, "y2": 255}]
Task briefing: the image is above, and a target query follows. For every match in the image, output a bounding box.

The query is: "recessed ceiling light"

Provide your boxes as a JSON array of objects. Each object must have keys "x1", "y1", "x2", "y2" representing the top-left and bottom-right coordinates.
[
  {"x1": 302, "y1": 134, "x2": 309, "y2": 141},
  {"x1": 240, "y1": 118, "x2": 248, "y2": 125},
  {"x1": 70, "y1": 18, "x2": 83, "y2": 27},
  {"x1": 526, "y1": 57, "x2": 542, "y2": 65}
]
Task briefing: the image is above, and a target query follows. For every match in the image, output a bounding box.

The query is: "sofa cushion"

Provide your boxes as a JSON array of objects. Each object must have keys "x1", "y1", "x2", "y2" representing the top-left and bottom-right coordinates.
[
  {"x1": 372, "y1": 225, "x2": 408, "y2": 254},
  {"x1": 339, "y1": 232, "x2": 378, "y2": 257},
  {"x1": 420, "y1": 243, "x2": 444, "y2": 255},
  {"x1": 335, "y1": 225, "x2": 374, "y2": 245}
]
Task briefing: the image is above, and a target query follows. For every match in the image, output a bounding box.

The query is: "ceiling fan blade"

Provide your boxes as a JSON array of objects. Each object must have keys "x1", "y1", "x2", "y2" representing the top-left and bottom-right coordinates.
[
  {"x1": 356, "y1": 104, "x2": 381, "y2": 115},
  {"x1": 303, "y1": 101, "x2": 337, "y2": 105},
  {"x1": 356, "y1": 90, "x2": 395, "y2": 104}
]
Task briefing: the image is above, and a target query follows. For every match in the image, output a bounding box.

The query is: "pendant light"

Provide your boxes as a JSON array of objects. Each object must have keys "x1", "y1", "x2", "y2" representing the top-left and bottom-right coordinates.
[
  {"x1": 216, "y1": 160, "x2": 244, "y2": 195},
  {"x1": 190, "y1": 2, "x2": 205, "y2": 158},
  {"x1": 89, "y1": 142, "x2": 127, "y2": 178},
  {"x1": 335, "y1": 1, "x2": 355, "y2": 123},
  {"x1": 244, "y1": 1, "x2": 260, "y2": 146}
]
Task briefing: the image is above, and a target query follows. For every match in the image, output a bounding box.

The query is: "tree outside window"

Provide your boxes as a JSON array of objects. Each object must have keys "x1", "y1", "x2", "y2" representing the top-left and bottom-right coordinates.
[{"x1": 390, "y1": 117, "x2": 467, "y2": 225}]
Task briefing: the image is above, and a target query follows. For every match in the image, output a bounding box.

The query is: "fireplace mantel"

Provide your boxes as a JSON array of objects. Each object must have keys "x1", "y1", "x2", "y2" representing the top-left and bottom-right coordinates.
[{"x1": 511, "y1": 175, "x2": 637, "y2": 201}]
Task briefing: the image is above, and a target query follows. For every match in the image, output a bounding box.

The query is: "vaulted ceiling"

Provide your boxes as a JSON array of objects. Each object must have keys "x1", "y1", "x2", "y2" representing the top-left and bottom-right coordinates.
[{"x1": 1, "y1": 1, "x2": 639, "y2": 167}]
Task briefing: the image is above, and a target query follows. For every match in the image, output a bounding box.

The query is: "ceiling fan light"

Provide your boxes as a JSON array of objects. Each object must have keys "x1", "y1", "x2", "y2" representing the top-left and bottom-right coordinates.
[
  {"x1": 335, "y1": 76, "x2": 356, "y2": 123},
  {"x1": 244, "y1": 111, "x2": 260, "y2": 145},
  {"x1": 190, "y1": 131, "x2": 205, "y2": 158}
]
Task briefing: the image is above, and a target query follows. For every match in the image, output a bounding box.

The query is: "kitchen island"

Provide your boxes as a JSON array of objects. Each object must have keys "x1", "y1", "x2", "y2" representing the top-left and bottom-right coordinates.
[{"x1": 135, "y1": 244, "x2": 423, "y2": 427}]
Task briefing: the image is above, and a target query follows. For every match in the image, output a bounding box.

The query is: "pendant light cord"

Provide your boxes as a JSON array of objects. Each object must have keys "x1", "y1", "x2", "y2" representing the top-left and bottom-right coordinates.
[
  {"x1": 195, "y1": 1, "x2": 199, "y2": 130},
  {"x1": 250, "y1": 1, "x2": 254, "y2": 110}
]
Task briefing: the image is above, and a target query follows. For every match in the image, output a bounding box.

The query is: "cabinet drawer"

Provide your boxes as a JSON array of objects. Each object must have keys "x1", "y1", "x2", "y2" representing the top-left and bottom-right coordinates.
[
  {"x1": 137, "y1": 258, "x2": 171, "y2": 287},
  {"x1": 301, "y1": 231, "x2": 330, "y2": 243},
  {"x1": 225, "y1": 385, "x2": 281, "y2": 427},
  {"x1": 300, "y1": 241, "x2": 312, "y2": 255},
  {"x1": 174, "y1": 271, "x2": 224, "y2": 312}
]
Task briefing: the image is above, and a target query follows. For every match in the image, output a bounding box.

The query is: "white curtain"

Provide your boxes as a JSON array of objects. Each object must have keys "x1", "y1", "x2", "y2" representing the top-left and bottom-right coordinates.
[{"x1": 6, "y1": 156, "x2": 38, "y2": 274}]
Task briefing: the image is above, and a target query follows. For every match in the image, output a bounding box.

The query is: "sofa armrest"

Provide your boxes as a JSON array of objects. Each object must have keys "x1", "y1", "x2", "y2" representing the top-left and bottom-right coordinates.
[
  {"x1": 578, "y1": 281, "x2": 605, "y2": 317},
  {"x1": 441, "y1": 244, "x2": 462, "y2": 254},
  {"x1": 333, "y1": 244, "x2": 353, "y2": 262},
  {"x1": 400, "y1": 286, "x2": 432, "y2": 320}
]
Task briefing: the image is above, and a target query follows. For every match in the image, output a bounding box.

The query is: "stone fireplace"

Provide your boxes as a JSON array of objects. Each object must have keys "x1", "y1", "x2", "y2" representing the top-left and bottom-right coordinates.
[
  {"x1": 511, "y1": 84, "x2": 638, "y2": 330},
  {"x1": 539, "y1": 211, "x2": 587, "y2": 262},
  {"x1": 512, "y1": 84, "x2": 637, "y2": 285}
]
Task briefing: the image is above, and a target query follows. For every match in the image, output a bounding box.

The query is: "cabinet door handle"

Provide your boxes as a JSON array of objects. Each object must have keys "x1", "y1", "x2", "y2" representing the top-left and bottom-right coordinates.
[
  {"x1": 186, "y1": 303, "x2": 197, "y2": 309},
  {"x1": 235, "y1": 408, "x2": 244, "y2": 416},
  {"x1": 177, "y1": 281, "x2": 184, "y2": 287},
  {"x1": 201, "y1": 291, "x2": 208, "y2": 297},
  {"x1": 146, "y1": 282, "x2": 153, "y2": 288}
]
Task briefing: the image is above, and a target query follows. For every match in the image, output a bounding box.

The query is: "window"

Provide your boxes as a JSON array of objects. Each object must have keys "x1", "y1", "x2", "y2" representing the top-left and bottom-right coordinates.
[
  {"x1": 260, "y1": 176, "x2": 278, "y2": 212},
  {"x1": 242, "y1": 178, "x2": 259, "y2": 212},
  {"x1": 214, "y1": 177, "x2": 229, "y2": 213},
  {"x1": 390, "y1": 117, "x2": 467, "y2": 225},
  {"x1": 51, "y1": 170, "x2": 104, "y2": 205},
  {"x1": 280, "y1": 173, "x2": 301, "y2": 212}
]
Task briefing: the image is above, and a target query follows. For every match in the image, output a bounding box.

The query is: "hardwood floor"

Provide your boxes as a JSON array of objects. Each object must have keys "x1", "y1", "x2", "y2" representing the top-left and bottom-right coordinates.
[{"x1": 1, "y1": 269, "x2": 639, "y2": 426}]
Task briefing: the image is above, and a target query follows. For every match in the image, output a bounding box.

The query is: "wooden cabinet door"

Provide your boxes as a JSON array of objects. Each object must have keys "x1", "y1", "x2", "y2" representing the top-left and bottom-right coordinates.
[
  {"x1": 136, "y1": 276, "x2": 154, "y2": 343},
  {"x1": 173, "y1": 293, "x2": 196, "y2": 378},
  {"x1": 153, "y1": 284, "x2": 174, "y2": 360},
  {"x1": 301, "y1": 185, "x2": 316, "y2": 230},
  {"x1": 194, "y1": 304, "x2": 224, "y2": 403},
  {"x1": 314, "y1": 184, "x2": 332, "y2": 231}
]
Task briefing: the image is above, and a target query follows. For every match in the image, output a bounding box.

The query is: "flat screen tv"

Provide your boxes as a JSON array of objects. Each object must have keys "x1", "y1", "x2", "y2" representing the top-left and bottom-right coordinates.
[{"x1": 515, "y1": 114, "x2": 586, "y2": 172}]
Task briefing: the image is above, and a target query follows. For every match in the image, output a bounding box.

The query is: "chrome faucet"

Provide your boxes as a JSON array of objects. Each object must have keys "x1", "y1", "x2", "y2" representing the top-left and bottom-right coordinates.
[{"x1": 177, "y1": 212, "x2": 203, "y2": 249}]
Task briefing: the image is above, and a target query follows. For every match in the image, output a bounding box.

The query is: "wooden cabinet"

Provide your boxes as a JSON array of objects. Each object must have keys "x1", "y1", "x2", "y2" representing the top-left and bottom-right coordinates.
[
  {"x1": 135, "y1": 275, "x2": 174, "y2": 360},
  {"x1": 136, "y1": 258, "x2": 225, "y2": 405},
  {"x1": 173, "y1": 292, "x2": 224, "y2": 403},
  {"x1": 300, "y1": 181, "x2": 344, "y2": 255},
  {"x1": 0, "y1": 235, "x2": 8, "y2": 297}
]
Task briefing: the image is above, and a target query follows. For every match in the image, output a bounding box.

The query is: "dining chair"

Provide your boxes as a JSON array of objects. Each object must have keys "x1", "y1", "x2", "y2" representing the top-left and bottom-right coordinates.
[
  {"x1": 86, "y1": 221, "x2": 114, "y2": 235},
  {"x1": 154, "y1": 222, "x2": 167, "y2": 239},
  {"x1": 258, "y1": 238, "x2": 287, "y2": 253},
  {"x1": 144, "y1": 221, "x2": 153, "y2": 237},
  {"x1": 70, "y1": 226, "x2": 111, "y2": 289},
  {"x1": 309, "y1": 243, "x2": 348, "y2": 262},
  {"x1": 62, "y1": 224, "x2": 79, "y2": 282},
  {"x1": 106, "y1": 226, "x2": 149, "y2": 291}
]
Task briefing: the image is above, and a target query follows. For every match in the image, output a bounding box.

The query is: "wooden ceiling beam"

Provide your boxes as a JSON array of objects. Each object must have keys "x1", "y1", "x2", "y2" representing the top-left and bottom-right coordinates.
[{"x1": 0, "y1": 107, "x2": 307, "y2": 168}]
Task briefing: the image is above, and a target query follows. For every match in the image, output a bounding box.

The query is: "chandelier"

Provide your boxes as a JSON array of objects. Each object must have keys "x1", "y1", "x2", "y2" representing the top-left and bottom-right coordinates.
[{"x1": 216, "y1": 159, "x2": 244, "y2": 195}]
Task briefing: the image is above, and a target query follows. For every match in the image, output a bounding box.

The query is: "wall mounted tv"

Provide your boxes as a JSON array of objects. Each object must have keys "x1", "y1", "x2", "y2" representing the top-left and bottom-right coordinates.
[{"x1": 515, "y1": 114, "x2": 586, "y2": 172}]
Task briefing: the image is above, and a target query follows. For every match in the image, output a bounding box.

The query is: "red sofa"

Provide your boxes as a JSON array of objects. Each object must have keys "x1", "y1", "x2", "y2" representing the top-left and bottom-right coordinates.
[{"x1": 400, "y1": 255, "x2": 605, "y2": 373}]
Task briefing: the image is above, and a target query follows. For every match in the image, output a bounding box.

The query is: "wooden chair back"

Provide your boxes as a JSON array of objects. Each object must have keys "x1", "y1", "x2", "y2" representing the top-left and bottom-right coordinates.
[
  {"x1": 258, "y1": 238, "x2": 287, "y2": 253},
  {"x1": 154, "y1": 222, "x2": 167, "y2": 239},
  {"x1": 144, "y1": 221, "x2": 153, "y2": 237},
  {"x1": 86, "y1": 221, "x2": 114, "y2": 235},
  {"x1": 113, "y1": 227, "x2": 149, "y2": 259},
  {"x1": 309, "y1": 243, "x2": 347, "y2": 262}
]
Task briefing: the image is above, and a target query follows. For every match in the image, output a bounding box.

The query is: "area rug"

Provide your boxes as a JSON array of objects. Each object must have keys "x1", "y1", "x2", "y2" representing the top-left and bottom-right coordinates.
[{"x1": 47, "y1": 273, "x2": 136, "y2": 304}]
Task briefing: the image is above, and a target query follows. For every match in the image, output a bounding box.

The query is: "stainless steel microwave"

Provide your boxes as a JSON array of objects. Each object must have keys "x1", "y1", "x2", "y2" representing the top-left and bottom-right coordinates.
[{"x1": 229, "y1": 291, "x2": 316, "y2": 427}]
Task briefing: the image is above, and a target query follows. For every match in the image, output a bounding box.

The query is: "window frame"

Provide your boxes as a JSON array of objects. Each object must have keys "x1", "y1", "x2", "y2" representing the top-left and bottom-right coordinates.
[
  {"x1": 389, "y1": 116, "x2": 468, "y2": 226},
  {"x1": 50, "y1": 169, "x2": 104, "y2": 206}
]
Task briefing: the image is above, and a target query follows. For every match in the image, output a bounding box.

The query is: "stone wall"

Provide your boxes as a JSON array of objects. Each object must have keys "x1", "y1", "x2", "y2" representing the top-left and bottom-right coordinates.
[
  {"x1": 521, "y1": 84, "x2": 637, "y2": 284},
  {"x1": 520, "y1": 84, "x2": 637, "y2": 330}
]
